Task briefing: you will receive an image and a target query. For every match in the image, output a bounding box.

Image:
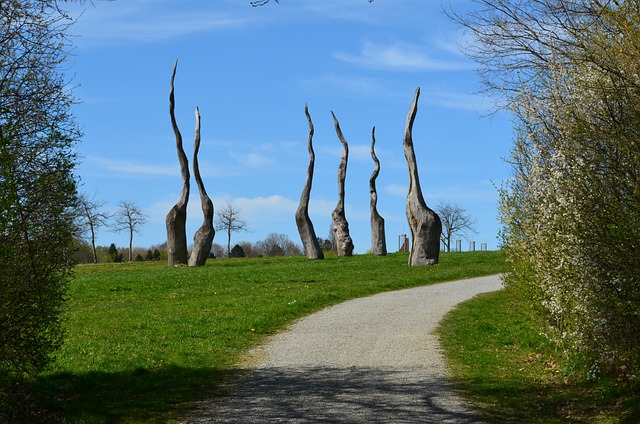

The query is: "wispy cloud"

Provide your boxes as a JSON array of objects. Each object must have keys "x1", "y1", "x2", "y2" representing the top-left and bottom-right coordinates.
[
  {"x1": 317, "y1": 142, "x2": 376, "y2": 163},
  {"x1": 385, "y1": 183, "x2": 407, "y2": 198},
  {"x1": 385, "y1": 181, "x2": 498, "y2": 203},
  {"x1": 334, "y1": 40, "x2": 474, "y2": 72},
  {"x1": 221, "y1": 139, "x2": 302, "y2": 170},
  {"x1": 229, "y1": 151, "x2": 274, "y2": 169},
  {"x1": 86, "y1": 155, "x2": 249, "y2": 179},
  {"x1": 300, "y1": 74, "x2": 389, "y2": 99},
  {"x1": 425, "y1": 90, "x2": 496, "y2": 113},
  {"x1": 349, "y1": 144, "x2": 373, "y2": 162},
  {"x1": 68, "y1": 2, "x2": 257, "y2": 46},
  {"x1": 88, "y1": 156, "x2": 178, "y2": 176}
]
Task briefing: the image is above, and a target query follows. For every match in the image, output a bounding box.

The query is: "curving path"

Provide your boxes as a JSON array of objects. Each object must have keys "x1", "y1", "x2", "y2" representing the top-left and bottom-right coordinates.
[{"x1": 180, "y1": 275, "x2": 503, "y2": 423}]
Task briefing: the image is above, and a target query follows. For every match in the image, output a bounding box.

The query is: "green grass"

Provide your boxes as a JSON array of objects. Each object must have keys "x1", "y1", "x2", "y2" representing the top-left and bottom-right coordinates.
[
  {"x1": 26, "y1": 251, "x2": 503, "y2": 423},
  {"x1": 438, "y1": 289, "x2": 640, "y2": 423}
]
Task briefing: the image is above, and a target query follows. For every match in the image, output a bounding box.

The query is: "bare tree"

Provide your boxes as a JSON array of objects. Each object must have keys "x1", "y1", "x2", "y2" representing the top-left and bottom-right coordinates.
[
  {"x1": 76, "y1": 192, "x2": 112, "y2": 263},
  {"x1": 215, "y1": 202, "x2": 248, "y2": 258},
  {"x1": 330, "y1": 110, "x2": 354, "y2": 256},
  {"x1": 251, "y1": 0, "x2": 278, "y2": 5},
  {"x1": 255, "y1": 233, "x2": 303, "y2": 257},
  {"x1": 369, "y1": 126, "x2": 387, "y2": 256},
  {"x1": 403, "y1": 88, "x2": 442, "y2": 266},
  {"x1": 211, "y1": 242, "x2": 226, "y2": 259},
  {"x1": 295, "y1": 104, "x2": 324, "y2": 260},
  {"x1": 251, "y1": 0, "x2": 373, "y2": 5},
  {"x1": 165, "y1": 59, "x2": 190, "y2": 267},
  {"x1": 436, "y1": 201, "x2": 476, "y2": 253},
  {"x1": 189, "y1": 107, "x2": 215, "y2": 266},
  {"x1": 113, "y1": 201, "x2": 148, "y2": 262}
]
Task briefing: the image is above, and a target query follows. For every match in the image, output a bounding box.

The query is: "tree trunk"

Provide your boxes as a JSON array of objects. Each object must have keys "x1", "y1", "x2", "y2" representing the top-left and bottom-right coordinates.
[
  {"x1": 369, "y1": 126, "x2": 387, "y2": 256},
  {"x1": 165, "y1": 59, "x2": 190, "y2": 266},
  {"x1": 189, "y1": 107, "x2": 215, "y2": 267},
  {"x1": 330, "y1": 111, "x2": 354, "y2": 257},
  {"x1": 89, "y1": 221, "x2": 97, "y2": 264},
  {"x1": 295, "y1": 104, "x2": 324, "y2": 259},
  {"x1": 403, "y1": 88, "x2": 442, "y2": 266},
  {"x1": 128, "y1": 227, "x2": 133, "y2": 262}
]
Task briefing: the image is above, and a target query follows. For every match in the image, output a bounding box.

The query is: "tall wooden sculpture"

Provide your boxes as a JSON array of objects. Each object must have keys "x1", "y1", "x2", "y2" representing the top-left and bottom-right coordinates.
[
  {"x1": 189, "y1": 107, "x2": 215, "y2": 266},
  {"x1": 330, "y1": 111, "x2": 354, "y2": 256},
  {"x1": 370, "y1": 126, "x2": 387, "y2": 256},
  {"x1": 295, "y1": 105, "x2": 324, "y2": 259},
  {"x1": 166, "y1": 60, "x2": 190, "y2": 266},
  {"x1": 403, "y1": 88, "x2": 442, "y2": 265}
]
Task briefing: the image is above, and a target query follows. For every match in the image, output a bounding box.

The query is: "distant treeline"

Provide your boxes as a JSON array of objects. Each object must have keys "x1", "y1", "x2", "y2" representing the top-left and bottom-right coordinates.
[{"x1": 70, "y1": 232, "x2": 321, "y2": 264}]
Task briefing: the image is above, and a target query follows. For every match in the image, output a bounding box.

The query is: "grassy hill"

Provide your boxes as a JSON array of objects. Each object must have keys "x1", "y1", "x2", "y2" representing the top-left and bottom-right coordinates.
[{"x1": 28, "y1": 251, "x2": 502, "y2": 423}]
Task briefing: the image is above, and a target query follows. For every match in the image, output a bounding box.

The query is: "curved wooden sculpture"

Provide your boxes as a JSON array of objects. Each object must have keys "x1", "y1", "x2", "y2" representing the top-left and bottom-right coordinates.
[
  {"x1": 370, "y1": 126, "x2": 387, "y2": 256},
  {"x1": 403, "y1": 88, "x2": 442, "y2": 266},
  {"x1": 330, "y1": 111, "x2": 354, "y2": 257},
  {"x1": 189, "y1": 107, "x2": 215, "y2": 266},
  {"x1": 295, "y1": 105, "x2": 324, "y2": 260},
  {"x1": 166, "y1": 59, "x2": 190, "y2": 266}
]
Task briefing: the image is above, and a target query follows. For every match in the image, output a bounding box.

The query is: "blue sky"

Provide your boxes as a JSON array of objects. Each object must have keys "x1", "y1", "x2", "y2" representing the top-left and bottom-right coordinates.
[{"x1": 65, "y1": 0, "x2": 512, "y2": 254}]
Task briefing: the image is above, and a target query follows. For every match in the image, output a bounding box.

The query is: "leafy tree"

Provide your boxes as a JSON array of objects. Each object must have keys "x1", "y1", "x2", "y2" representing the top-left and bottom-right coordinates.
[
  {"x1": 108, "y1": 243, "x2": 117, "y2": 258},
  {"x1": 435, "y1": 201, "x2": 476, "y2": 253},
  {"x1": 456, "y1": 0, "x2": 640, "y2": 378},
  {"x1": 0, "y1": 0, "x2": 83, "y2": 413},
  {"x1": 107, "y1": 243, "x2": 122, "y2": 263},
  {"x1": 316, "y1": 237, "x2": 333, "y2": 252},
  {"x1": 75, "y1": 192, "x2": 111, "y2": 263},
  {"x1": 230, "y1": 244, "x2": 246, "y2": 258},
  {"x1": 215, "y1": 202, "x2": 248, "y2": 258},
  {"x1": 237, "y1": 241, "x2": 259, "y2": 257},
  {"x1": 113, "y1": 201, "x2": 148, "y2": 262},
  {"x1": 70, "y1": 240, "x2": 94, "y2": 264}
]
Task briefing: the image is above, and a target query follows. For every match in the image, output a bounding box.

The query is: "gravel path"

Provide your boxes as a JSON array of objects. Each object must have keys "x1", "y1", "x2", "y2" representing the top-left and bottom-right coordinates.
[{"x1": 180, "y1": 275, "x2": 503, "y2": 423}]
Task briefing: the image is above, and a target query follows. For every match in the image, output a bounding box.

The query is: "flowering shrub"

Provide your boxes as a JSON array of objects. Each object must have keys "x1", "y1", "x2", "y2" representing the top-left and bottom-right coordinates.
[{"x1": 468, "y1": 1, "x2": 640, "y2": 379}]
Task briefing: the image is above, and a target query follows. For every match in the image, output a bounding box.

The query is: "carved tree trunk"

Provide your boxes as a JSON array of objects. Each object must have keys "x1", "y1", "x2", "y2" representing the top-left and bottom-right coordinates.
[
  {"x1": 166, "y1": 59, "x2": 190, "y2": 266},
  {"x1": 295, "y1": 104, "x2": 324, "y2": 260},
  {"x1": 330, "y1": 111, "x2": 354, "y2": 257},
  {"x1": 189, "y1": 107, "x2": 215, "y2": 267},
  {"x1": 370, "y1": 126, "x2": 387, "y2": 256},
  {"x1": 403, "y1": 88, "x2": 442, "y2": 266}
]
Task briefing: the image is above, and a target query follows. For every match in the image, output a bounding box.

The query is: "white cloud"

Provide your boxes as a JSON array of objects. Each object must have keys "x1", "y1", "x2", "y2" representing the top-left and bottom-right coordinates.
[
  {"x1": 89, "y1": 156, "x2": 178, "y2": 176},
  {"x1": 233, "y1": 195, "x2": 298, "y2": 216},
  {"x1": 229, "y1": 151, "x2": 274, "y2": 169},
  {"x1": 68, "y1": 2, "x2": 257, "y2": 46},
  {"x1": 349, "y1": 144, "x2": 373, "y2": 162},
  {"x1": 300, "y1": 74, "x2": 389, "y2": 99},
  {"x1": 308, "y1": 198, "x2": 337, "y2": 218},
  {"x1": 334, "y1": 41, "x2": 474, "y2": 72},
  {"x1": 317, "y1": 143, "x2": 370, "y2": 161},
  {"x1": 385, "y1": 183, "x2": 407, "y2": 198},
  {"x1": 385, "y1": 181, "x2": 498, "y2": 203},
  {"x1": 86, "y1": 155, "x2": 245, "y2": 178},
  {"x1": 425, "y1": 91, "x2": 496, "y2": 113}
]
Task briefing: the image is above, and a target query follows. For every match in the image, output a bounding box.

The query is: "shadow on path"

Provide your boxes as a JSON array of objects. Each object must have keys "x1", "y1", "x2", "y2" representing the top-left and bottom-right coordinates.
[{"x1": 183, "y1": 366, "x2": 480, "y2": 423}]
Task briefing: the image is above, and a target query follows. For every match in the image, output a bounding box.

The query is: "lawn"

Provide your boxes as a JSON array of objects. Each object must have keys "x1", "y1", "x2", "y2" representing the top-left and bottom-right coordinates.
[
  {"x1": 438, "y1": 289, "x2": 640, "y2": 423},
  {"x1": 29, "y1": 251, "x2": 503, "y2": 423}
]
